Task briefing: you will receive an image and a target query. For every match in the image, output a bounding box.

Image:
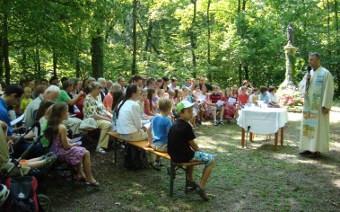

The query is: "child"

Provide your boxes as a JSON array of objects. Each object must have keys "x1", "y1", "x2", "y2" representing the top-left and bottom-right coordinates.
[
  {"x1": 268, "y1": 85, "x2": 280, "y2": 108},
  {"x1": 231, "y1": 84, "x2": 239, "y2": 99},
  {"x1": 45, "y1": 102, "x2": 100, "y2": 187},
  {"x1": 238, "y1": 86, "x2": 249, "y2": 109},
  {"x1": 20, "y1": 87, "x2": 33, "y2": 113},
  {"x1": 144, "y1": 88, "x2": 157, "y2": 116},
  {"x1": 222, "y1": 88, "x2": 237, "y2": 123},
  {"x1": 167, "y1": 89, "x2": 176, "y2": 117},
  {"x1": 175, "y1": 89, "x2": 184, "y2": 103},
  {"x1": 168, "y1": 100, "x2": 215, "y2": 201},
  {"x1": 147, "y1": 98, "x2": 172, "y2": 170},
  {"x1": 0, "y1": 121, "x2": 56, "y2": 172},
  {"x1": 259, "y1": 86, "x2": 270, "y2": 104},
  {"x1": 138, "y1": 89, "x2": 151, "y2": 121},
  {"x1": 209, "y1": 85, "x2": 225, "y2": 126},
  {"x1": 248, "y1": 87, "x2": 259, "y2": 104},
  {"x1": 183, "y1": 87, "x2": 198, "y2": 128},
  {"x1": 157, "y1": 89, "x2": 165, "y2": 99}
]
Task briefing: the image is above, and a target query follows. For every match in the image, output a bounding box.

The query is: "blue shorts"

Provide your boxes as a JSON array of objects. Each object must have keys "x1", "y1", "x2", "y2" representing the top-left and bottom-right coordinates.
[{"x1": 191, "y1": 151, "x2": 214, "y2": 168}]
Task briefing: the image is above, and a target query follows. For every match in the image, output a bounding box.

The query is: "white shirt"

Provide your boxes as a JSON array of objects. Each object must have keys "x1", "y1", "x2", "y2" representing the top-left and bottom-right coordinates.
[{"x1": 116, "y1": 100, "x2": 142, "y2": 134}]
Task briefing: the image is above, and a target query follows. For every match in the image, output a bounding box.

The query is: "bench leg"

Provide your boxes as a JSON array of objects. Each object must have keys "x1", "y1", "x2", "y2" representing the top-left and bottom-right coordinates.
[
  {"x1": 241, "y1": 128, "x2": 245, "y2": 148},
  {"x1": 274, "y1": 132, "x2": 278, "y2": 151},
  {"x1": 169, "y1": 163, "x2": 175, "y2": 197},
  {"x1": 280, "y1": 127, "x2": 284, "y2": 146},
  {"x1": 185, "y1": 166, "x2": 188, "y2": 194},
  {"x1": 114, "y1": 139, "x2": 118, "y2": 166}
]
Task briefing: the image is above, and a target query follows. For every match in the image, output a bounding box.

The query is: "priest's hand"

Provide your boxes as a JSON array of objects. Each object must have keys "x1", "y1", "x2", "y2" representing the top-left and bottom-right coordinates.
[{"x1": 321, "y1": 107, "x2": 330, "y2": 115}]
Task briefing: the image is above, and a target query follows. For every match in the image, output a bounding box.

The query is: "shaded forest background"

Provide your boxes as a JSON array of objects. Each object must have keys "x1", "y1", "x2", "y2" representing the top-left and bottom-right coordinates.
[{"x1": 0, "y1": 0, "x2": 339, "y2": 96}]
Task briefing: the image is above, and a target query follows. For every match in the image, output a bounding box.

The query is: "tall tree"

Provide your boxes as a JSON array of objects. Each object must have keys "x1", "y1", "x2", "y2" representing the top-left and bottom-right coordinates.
[{"x1": 132, "y1": 0, "x2": 138, "y2": 75}]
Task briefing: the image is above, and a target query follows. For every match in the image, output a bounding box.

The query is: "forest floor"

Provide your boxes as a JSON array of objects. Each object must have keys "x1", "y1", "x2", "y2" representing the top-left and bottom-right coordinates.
[{"x1": 42, "y1": 104, "x2": 340, "y2": 211}]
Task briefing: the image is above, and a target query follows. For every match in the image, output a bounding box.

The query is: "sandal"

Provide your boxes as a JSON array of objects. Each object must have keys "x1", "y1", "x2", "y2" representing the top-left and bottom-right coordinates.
[
  {"x1": 84, "y1": 181, "x2": 100, "y2": 187},
  {"x1": 74, "y1": 176, "x2": 86, "y2": 182}
]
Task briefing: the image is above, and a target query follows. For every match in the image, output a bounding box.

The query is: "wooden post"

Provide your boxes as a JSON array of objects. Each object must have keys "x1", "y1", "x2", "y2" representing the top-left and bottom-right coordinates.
[{"x1": 241, "y1": 128, "x2": 245, "y2": 148}]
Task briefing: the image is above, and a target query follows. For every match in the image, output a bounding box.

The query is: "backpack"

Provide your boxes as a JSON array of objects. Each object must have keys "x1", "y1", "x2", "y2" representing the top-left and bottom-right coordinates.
[
  {"x1": 4, "y1": 176, "x2": 39, "y2": 212},
  {"x1": 124, "y1": 144, "x2": 148, "y2": 170}
]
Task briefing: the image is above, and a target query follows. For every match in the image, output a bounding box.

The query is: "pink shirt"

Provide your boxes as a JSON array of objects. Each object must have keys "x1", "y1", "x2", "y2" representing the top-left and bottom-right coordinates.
[{"x1": 103, "y1": 93, "x2": 113, "y2": 112}]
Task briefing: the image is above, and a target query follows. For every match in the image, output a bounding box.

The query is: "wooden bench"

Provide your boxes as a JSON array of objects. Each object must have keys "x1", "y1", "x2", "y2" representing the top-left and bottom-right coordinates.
[{"x1": 107, "y1": 132, "x2": 204, "y2": 197}]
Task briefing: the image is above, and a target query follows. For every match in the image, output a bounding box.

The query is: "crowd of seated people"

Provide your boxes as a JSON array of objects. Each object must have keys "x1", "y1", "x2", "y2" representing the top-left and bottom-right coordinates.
[{"x1": 0, "y1": 74, "x2": 280, "y2": 196}]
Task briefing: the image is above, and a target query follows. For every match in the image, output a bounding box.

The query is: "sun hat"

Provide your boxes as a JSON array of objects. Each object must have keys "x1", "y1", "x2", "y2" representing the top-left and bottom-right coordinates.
[{"x1": 176, "y1": 100, "x2": 194, "y2": 113}]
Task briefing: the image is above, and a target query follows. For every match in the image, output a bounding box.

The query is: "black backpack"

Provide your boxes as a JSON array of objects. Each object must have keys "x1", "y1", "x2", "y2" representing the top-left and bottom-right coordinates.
[
  {"x1": 124, "y1": 144, "x2": 148, "y2": 170},
  {"x1": 4, "y1": 176, "x2": 39, "y2": 212}
]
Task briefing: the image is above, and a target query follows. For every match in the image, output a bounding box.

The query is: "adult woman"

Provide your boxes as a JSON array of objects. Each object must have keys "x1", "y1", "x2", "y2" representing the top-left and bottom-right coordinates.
[
  {"x1": 116, "y1": 85, "x2": 147, "y2": 141},
  {"x1": 103, "y1": 83, "x2": 122, "y2": 114},
  {"x1": 83, "y1": 82, "x2": 112, "y2": 154}
]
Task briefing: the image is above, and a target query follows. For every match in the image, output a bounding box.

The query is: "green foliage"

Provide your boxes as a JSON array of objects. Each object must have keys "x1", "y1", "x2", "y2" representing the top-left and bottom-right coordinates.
[{"x1": 0, "y1": 0, "x2": 338, "y2": 96}]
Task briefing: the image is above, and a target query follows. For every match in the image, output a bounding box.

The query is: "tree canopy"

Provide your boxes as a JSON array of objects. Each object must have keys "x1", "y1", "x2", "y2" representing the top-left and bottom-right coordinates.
[{"x1": 0, "y1": 0, "x2": 339, "y2": 96}]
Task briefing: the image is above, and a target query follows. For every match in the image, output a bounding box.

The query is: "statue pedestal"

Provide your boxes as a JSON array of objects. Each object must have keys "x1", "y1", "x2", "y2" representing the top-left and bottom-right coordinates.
[
  {"x1": 277, "y1": 43, "x2": 303, "y2": 113},
  {"x1": 279, "y1": 44, "x2": 297, "y2": 89}
]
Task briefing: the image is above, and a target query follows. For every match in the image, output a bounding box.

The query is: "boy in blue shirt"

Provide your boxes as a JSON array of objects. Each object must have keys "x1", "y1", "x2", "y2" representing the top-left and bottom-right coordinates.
[
  {"x1": 147, "y1": 98, "x2": 172, "y2": 170},
  {"x1": 168, "y1": 100, "x2": 215, "y2": 201}
]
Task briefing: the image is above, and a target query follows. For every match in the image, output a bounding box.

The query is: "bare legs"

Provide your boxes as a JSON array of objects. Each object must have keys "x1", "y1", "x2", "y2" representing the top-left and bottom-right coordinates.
[{"x1": 187, "y1": 158, "x2": 215, "y2": 189}]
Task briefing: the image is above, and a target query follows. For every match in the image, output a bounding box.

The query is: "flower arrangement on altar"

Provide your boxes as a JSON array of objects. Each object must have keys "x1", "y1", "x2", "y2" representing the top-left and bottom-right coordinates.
[{"x1": 278, "y1": 92, "x2": 304, "y2": 112}]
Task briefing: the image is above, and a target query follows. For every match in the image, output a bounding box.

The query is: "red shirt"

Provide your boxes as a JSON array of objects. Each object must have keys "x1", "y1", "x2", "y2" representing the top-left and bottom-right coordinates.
[
  {"x1": 209, "y1": 92, "x2": 222, "y2": 104},
  {"x1": 238, "y1": 93, "x2": 248, "y2": 106}
]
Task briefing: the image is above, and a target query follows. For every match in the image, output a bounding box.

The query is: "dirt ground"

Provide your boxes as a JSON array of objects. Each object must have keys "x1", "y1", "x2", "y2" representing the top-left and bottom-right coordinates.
[{"x1": 42, "y1": 107, "x2": 340, "y2": 211}]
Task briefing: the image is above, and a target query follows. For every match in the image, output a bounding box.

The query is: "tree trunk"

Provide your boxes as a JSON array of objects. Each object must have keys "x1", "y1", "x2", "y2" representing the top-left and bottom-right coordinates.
[
  {"x1": 53, "y1": 49, "x2": 58, "y2": 77},
  {"x1": 22, "y1": 49, "x2": 27, "y2": 73},
  {"x1": 207, "y1": 0, "x2": 212, "y2": 82},
  {"x1": 132, "y1": 0, "x2": 138, "y2": 75},
  {"x1": 238, "y1": 64, "x2": 242, "y2": 85},
  {"x1": 237, "y1": 0, "x2": 241, "y2": 13},
  {"x1": 190, "y1": 0, "x2": 197, "y2": 78},
  {"x1": 91, "y1": 35, "x2": 104, "y2": 79},
  {"x1": 2, "y1": 0, "x2": 10, "y2": 84},
  {"x1": 35, "y1": 46, "x2": 41, "y2": 76},
  {"x1": 242, "y1": 0, "x2": 247, "y2": 11},
  {"x1": 335, "y1": 0, "x2": 340, "y2": 96},
  {"x1": 75, "y1": 51, "x2": 80, "y2": 78},
  {"x1": 244, "y1": 65, "x2": 249, "y2": 80},
  {"x1": 0, "y1": 34, "x2": 3, "y2": 78},
  {"x1": 143, "y1": 20, "x2": 152, "y2": 61}
]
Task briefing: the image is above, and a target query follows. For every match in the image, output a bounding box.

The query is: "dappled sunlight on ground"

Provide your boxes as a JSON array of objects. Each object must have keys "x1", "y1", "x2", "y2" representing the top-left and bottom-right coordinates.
[{"x1": 333, "y1": 179, "x2": 340, "y2": 188}]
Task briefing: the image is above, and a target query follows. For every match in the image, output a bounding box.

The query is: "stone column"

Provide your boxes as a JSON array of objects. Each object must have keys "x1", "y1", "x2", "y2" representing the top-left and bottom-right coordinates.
[{"x1": 280, "y1": 44, "x2": 297, "y2": 88}]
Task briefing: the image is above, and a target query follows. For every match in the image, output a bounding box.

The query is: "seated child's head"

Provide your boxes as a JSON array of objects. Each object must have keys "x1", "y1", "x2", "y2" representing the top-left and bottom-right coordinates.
[
  {"x1": 241, "y1": 86, "x2": 247, "y2": 94},
  {"x1": 140, "y1": 89, "x2": 147, "y2": 101},
  {"x1": 182, "y1": 87, "x2": 189, "y2": 95},
  {"x1": 232, "y1": 84, "x2": 238, "y2": 91},
  {"x1": 268, "y1": 85, "x2": 276, "y2": 93},
  {"x1": 213, "y1": 85, "x2": 219, "y2": 93},
  {"x1": 157, "y1": 89, "x2": 165, "y2": 98},
  {"x1": 176, "y1": 100, "x2": 194, "y2": 121},
  {"x1": 24, "y1": 87, "x2": 32, "y2": 98},
  {"x1": 177, "y1": 89, "x2": 183, "y2": 98},
  {"x1": 168, "y1": 89, "x2": 175, "y2": 99},
  {"x1": 191, "y1": 78, "x2": 196, "y2": 85},
  {"x1": 252, "y1": 87, "x2": 259, "y2": 95},
  {"x1": 260, "y1": 86, "x2": 267, "y2": 94},
  {"x1": 224, "y1": 88, "x2": 231, "y2": 97},
  {"x1": 36, "y1": 99, "x2": 55, "y2": 121},
  {"x1": 158, "y1": 98, "x2": 172, "y2": 115},
  {"x1": 147, "y1": 88, "x2": 156, "y2": 100}
]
